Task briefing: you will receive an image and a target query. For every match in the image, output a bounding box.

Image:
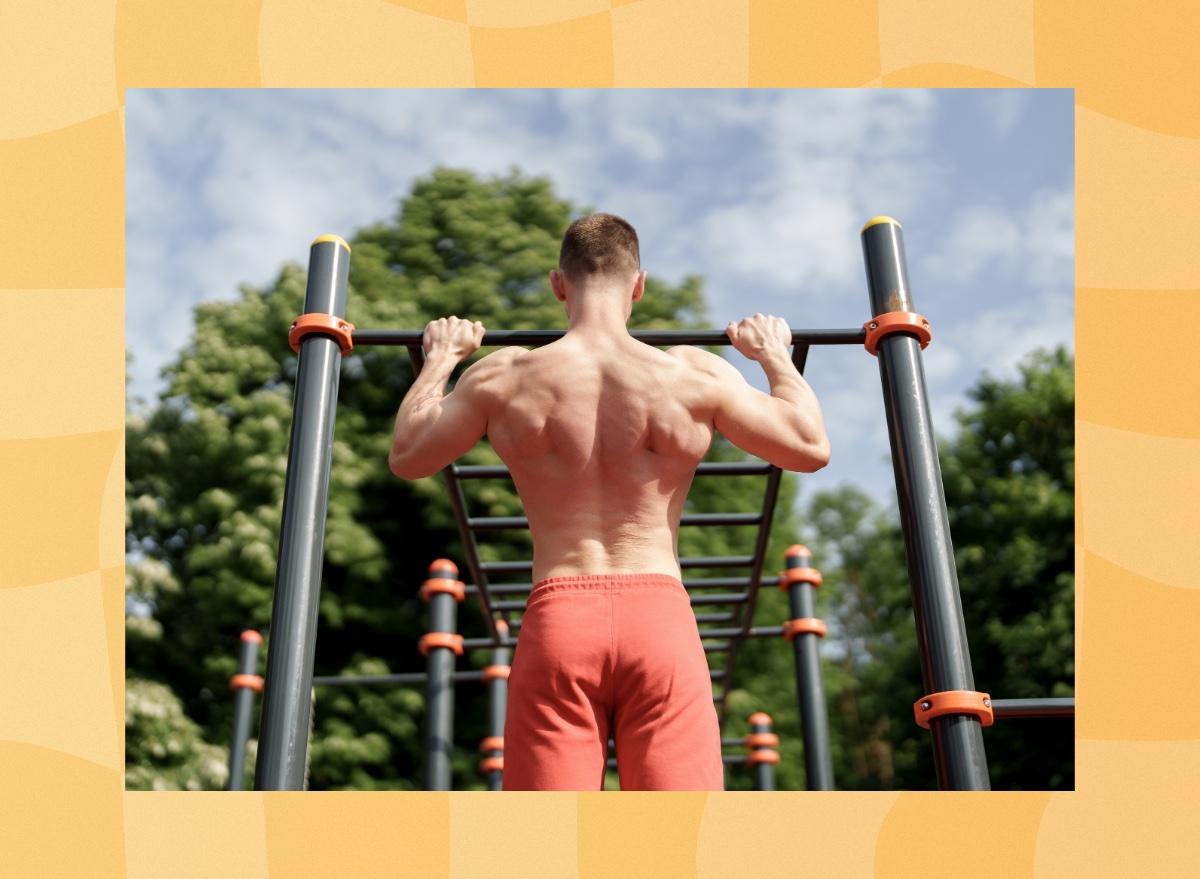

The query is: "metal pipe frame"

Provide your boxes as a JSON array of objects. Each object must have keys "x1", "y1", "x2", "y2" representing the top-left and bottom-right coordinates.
[
  {"x1": 782, "y1": 549, "x2": 835, "y2": 790},
  {"x1": 424, "y1": 568, "x2": 461, "y2": 791},
  {"x1": 356, "y1": 328, "x2": 865, "y2": 348},
  {"x1": 255, "y1": 237, "x2": 351, "y2": 792},
  {"x1": 990, "y1": 698, "x2": 1075, "y2": 719},
  {"x1": 484, "y1": 625, "x2": 511, "y2": 791},
  {"x1": 749, "y1": 714, "x2": 777, "y2": 792},
  {"x1": 228, "y1": 631, "x2": 262, "y2": 791},
  {"x1": 862, "y1": 218, "x2": 990, "y2": 790}
]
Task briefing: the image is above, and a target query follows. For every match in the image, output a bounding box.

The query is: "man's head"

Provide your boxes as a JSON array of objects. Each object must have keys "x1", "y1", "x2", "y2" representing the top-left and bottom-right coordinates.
[
  {"x1": 557, "y1": 212, "x2": 641, "y2": 284},
  {"x1": 550, "y1": 214, "x2": 646, "y2": 316}
]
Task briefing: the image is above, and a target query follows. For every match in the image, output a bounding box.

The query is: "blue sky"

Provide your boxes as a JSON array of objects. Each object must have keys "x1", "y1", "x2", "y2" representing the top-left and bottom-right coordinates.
[{"x1": 126, "y1": 89, "x2": 1074, "y2": 509}]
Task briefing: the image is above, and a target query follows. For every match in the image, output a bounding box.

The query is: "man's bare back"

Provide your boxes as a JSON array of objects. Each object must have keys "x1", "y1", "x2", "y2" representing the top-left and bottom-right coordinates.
[{"x1": 390, "y1": 309, "x2": 830, "y2": 583}]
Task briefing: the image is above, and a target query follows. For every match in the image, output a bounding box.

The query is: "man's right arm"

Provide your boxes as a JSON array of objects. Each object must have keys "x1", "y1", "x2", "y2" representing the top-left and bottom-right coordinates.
[{"x1": 689, "y1": 315, "x2": 831, "y2": 473}]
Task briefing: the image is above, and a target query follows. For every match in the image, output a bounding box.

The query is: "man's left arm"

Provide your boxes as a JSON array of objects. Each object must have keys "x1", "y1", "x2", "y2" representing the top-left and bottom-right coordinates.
[{"x1": 389, "y1": 316, "x2": 490, "y2": 479}]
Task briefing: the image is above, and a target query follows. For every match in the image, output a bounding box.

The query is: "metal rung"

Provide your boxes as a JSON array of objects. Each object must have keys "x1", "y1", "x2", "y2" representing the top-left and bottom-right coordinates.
[
  {"x1": 694, "y1": 612, "x2": 738, "y2": 624},
  {"x1": 990, "y1": 698, "x2": 1075, "y2": 719},
  {"x1": 481, "y1": 556, "x2": 756, "y2": 574},
  {"x1": 700, "y1": 626, "x2": 785, "y2": 640},
  {"x1": 492, "y1": 600, "x2": 527, "y2": 611},
  {"x1": 682, "y1": 577, "x2": 758, "y2": 589},
  {"x1": 469, "y1": 512, "x2": 762, "y2": 531},
  {"x1": 689, "y1": 592, "x2": 750, "y2": 606},
  {"x1": 453, "y1": 461, "x2": 776, "y2": 481},
  {"x1": 681, "y1": 556, "x2": 756, "y2": 568}
]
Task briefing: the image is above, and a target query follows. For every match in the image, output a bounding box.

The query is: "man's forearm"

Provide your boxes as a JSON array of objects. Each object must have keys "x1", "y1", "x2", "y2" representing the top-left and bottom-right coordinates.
[{"x1": 396, "y1": 351, "x2": 459, "y2": 427}]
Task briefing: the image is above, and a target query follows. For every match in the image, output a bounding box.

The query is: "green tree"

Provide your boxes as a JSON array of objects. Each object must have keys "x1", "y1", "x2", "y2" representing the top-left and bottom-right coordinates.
[{"x1": 126, "y1": 167, "x2": 797, "y2": 790}]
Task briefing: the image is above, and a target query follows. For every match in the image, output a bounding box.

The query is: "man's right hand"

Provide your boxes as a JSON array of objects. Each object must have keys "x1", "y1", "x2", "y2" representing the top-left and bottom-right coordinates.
[
  {"x1": 726, "y1": 314, "x2": 792, "y2": 362},
  {"x1": 422, "y1": 315, "x2": 486, "y2": 362}
]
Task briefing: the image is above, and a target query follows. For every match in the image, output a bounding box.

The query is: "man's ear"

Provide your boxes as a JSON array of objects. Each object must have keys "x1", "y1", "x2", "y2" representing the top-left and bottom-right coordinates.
[
  {"x1": 549, "y1": 269, "x2": 567, "y2": 302},
  {"x1": 631, "y1": 271, "x2": 647, "y2": 302}
]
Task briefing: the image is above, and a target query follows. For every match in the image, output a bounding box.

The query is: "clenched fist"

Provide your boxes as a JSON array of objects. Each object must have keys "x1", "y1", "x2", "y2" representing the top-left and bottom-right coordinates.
[
  {"x1": 422, "y1": 316, "x2": 486, "y2": 361},
  {"x1": 726, "y1": 314, "x2": 792, "y2": 362}
]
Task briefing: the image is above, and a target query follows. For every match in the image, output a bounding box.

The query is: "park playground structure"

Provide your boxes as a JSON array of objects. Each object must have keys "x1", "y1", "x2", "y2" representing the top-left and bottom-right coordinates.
[{"x1": 228, "y1": 218, "x2": 1073, "y2": 792}]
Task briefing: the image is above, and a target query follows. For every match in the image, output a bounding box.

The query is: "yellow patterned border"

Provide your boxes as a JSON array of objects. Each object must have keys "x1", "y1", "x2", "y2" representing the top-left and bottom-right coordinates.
[{"x1": 2, "y1": 0, "x2": 1197, "y2": 875}]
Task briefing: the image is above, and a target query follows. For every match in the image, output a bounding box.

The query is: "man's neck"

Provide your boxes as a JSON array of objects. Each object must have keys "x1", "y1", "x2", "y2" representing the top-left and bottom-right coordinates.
[{"x1": 565, "y1": 287, "x2": 631, "y2": 339}]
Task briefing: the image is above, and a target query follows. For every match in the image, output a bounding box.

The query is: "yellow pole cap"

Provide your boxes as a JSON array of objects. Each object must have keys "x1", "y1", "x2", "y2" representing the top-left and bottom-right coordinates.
[
  {"x1": 311, "y1": 234, "x2": 351, "y2": 252},
  {"x1": 861, "y1": 216, "x2": 902, "y2": 233}
]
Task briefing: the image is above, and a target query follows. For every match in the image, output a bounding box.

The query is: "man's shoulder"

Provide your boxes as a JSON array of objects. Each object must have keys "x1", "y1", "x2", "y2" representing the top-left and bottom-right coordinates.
[{"x1": 665, "y1": 344, "x2": 735, "y2": 377}]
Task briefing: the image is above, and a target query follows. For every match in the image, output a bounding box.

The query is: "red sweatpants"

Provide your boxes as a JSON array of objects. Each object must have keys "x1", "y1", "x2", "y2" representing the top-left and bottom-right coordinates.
[{"x1": 502, "y1": 573, "x2": 724, "y2": 791}]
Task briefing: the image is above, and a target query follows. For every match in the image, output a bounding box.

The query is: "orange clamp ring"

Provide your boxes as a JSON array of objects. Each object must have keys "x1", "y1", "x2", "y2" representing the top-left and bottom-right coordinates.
[
  {"x1": 289, "y1": 314, "x2": 356, "y2": 357},
  {"x1": 479, "y1": 756, "x2": 504, "y2": 774},
  {"x1": 779, "y1": 566, "x2": 822, "y2": 590},
  {"x1": 746, "y1": 749, "x2": 781, "y2": 766},
  {"x1": 418, "y1": 633, "x2": 464, "y2": 657},
  {"x1": 783, "y1": 618, "x2": 827, "y2": 640},
  {"x1": 479, "y1": 736, "x2": 504, "y2": 754},
  {"x1": 913, "y1": 690, "x2": 994, "y2": 729},
  {"x1": 229, "y1": 674, "x2": 263, "y2": 693},
  {"x1": 744, "y1": 732, "x2": 780, "y2": 749},
  {"x1": 419, "y1": 578, "x2": 465, "y2": 602},
  {"x1": 863, "y1": 312, "x2": 931, "y2": 357},
  {"x1": 482, "y1": 665, "x2": 511, "y2": 682}
]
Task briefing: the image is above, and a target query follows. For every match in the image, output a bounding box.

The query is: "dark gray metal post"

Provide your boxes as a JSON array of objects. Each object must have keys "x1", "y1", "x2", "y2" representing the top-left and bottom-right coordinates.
[
  {"x1": 255, "y1": 235, "x2": 352, "y2": 791},
  {"x1": 781, "y1": 546, "x2": 835, "y2": 790},
  {"x1": 482, "y1": 619, "x2": 511, "y2": 791},
  {"x1": 228, "y1": 630, "x2": 263, "y2": 790},
  {"x1": 747, "y1": 712, "x2": 778, "y2": 791},
  {"x1": 860, "y1": 217, "x2": 990, "y2": 790},
  {"x1": 422, "y1": 559, "x2": 463, "y2": 791}
]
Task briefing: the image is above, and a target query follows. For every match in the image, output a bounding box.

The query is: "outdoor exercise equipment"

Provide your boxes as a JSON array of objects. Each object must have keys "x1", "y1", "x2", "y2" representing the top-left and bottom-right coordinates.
[{"x1": 249, "y1": 220, "x2": 1073, "y2": 792}]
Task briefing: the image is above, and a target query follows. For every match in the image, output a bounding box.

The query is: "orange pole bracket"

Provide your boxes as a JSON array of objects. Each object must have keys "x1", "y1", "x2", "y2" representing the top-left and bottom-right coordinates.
[
  {"x1": 744, "y1": 732, "x2": 780, "y2": 749},
  {"x1": 289, "y1": 313, "x2": 356, "y2": 357},
  {"x1": 863, "y1": 312, "x2": 931, "y2": 357},
  {"x1": 783, "y1": 618, "x2": 827, "y2": 640},
  {"x1": 479, "y1": 756, "x2": 504, "y2": 774},
  {"x1": 779, "y1": 566, "x2": 823, "y2": 590},
  {"x1": 479, "y1": 736, "x2": 504, "y2": 754},
  {"x1": 913, "y1": 690, "x2": 994, "y2": 729},
  {"x1": 419, "y1": 578, "x2": 465, "y2": 602},
  {"x1": 482, "y1": 665, "x2": 511, "y2": 682},
  {"x1": 746, "y1": 749, "x2": 781, "y2": 766},
  {"x1": 229, "y1": 673, "x2": 264, "y2": 693},
  {"x1": 418, "y1": 632, "x2": 464, "y2": 657}
]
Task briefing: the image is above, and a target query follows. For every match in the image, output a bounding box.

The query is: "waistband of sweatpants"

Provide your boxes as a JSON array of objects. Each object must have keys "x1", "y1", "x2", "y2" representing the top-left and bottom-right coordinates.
[{"x1": 529, "y1": 573, "x2": 685, "y2": 596}]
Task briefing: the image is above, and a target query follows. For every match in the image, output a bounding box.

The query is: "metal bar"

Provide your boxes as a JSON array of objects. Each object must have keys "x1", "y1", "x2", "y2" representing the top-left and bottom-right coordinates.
[
  {"x1": 466, "y1": 512, "x2": 762, "y2": 531},
  {"x1": 354, "y1": 328, "x2": 866, "y2": 348},
  {"x1": 311, "y1": 671, "x2": 487, "y2": 687},
  {"x1": 694, "y1": 612, "x2": 738, "y2": 624},
  {"x1": 862, "y1": 217, "x2": 990, "y2": 791},
  {"x1": 689, "y1": 592, "x2": 750, "y2": 606},
  {"x1": 782, "y1": 548, "x2": 835, "y2": 790},
  {"x1": 453, "y1": 461, "x2": 774, "y2": 479},
  {"x1": 480, "y1": 555, "x2": 757, "y2": 575},
  {"x1": 423, "y1": 563, "x2": 461, "y2": 791},
  {"x1": 228, "y1": 631, "x2": 262, "y2": 791},
  {"x1": 990, "y1": 698, "x2": 1075, "y2": 719},
  {"x1": 482, "y1": 623, "x2": 511, "y2": 791},
  {"x1": 256, "y1": 236, "x2": 351, "y2": 792},
  {"x1": 749, "y1": 714, "x2": 777, "y2": 791},
  {"x1": 699, "y1": 626, "x2": 785, "y2": 640}
]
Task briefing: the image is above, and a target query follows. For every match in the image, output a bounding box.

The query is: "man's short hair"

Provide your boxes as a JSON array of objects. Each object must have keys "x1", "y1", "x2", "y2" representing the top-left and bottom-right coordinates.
[{"x1": 558, "y1": 213, "x2": 641, "y2": 282}]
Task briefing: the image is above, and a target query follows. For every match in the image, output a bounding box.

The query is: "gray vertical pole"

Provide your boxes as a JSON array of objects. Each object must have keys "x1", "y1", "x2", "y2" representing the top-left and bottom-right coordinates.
[
  {"x1": 422, "y1": 559, "x2": 464, "y2": 791},
  {"x1": 481, "y1": 619, "x2": 510, "y2": 791},
  {"x1": 781, "y1": 546, "x2": 835, "y2": 790},
  {"x1": 228, "y1": 630, "x2": 263, "y2": 790},
  {"x1": 860, "y1": 217, "x2": 990, "y2": 790},
  {"x1": 747, "y1": 712, "x2": 778, "y2": 791},
  {"x1": 255, "y1": 235, "x2": 352, "y2": 791}
]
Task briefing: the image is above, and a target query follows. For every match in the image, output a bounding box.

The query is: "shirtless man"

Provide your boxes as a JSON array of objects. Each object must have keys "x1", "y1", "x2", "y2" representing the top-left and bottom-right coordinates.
[{"x1": 389, "y1": 213, "x2": 830, "y2": 790}]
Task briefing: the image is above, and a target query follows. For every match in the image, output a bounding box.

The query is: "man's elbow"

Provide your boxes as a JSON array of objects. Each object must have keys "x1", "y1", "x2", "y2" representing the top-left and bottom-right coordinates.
[
  {"x1": 784, "y1": 437, "x2": 831, "y2": 473},
  {"x1": 389, "y1": 449, "x2": 429, "y2": 481}
]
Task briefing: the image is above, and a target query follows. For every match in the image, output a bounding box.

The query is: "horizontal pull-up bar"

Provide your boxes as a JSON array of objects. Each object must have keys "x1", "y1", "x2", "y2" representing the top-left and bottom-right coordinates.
[{"x1": 351, "y1": 328, "x2": 866, "y2": 347}]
